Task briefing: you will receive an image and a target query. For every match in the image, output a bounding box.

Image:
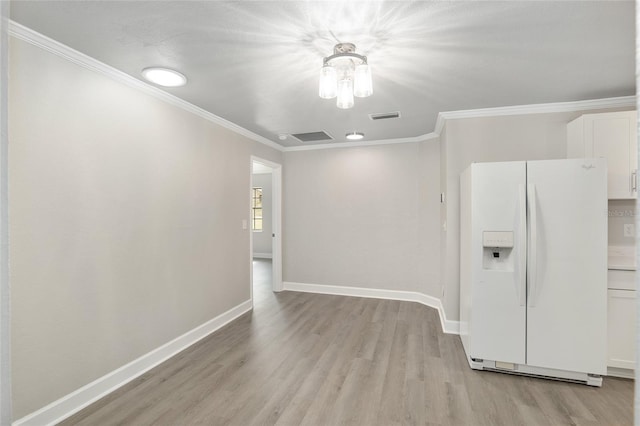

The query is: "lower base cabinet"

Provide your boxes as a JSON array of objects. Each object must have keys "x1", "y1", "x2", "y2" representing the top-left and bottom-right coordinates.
[{"x1": 607, "y1": 289, "x2": 636, "y2": 374}]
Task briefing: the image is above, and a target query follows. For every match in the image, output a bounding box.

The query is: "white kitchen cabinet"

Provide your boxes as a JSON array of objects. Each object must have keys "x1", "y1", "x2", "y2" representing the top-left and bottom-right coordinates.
[
  {"x1": 607, "y1": 289, "x2": 636, "y2": 373},
  {"x1": 567, "y1": 111, "x2": 638, "y2": 199}
]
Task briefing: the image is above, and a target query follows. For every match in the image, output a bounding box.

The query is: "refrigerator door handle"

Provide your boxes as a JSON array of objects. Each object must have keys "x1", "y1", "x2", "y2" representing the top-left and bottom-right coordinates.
[
  {"x1": 527, "y1": 184, "x2": 538, "y2": 307},
  {"x1": 518, "y1": 184, "x2": 527, "y2": 306}
]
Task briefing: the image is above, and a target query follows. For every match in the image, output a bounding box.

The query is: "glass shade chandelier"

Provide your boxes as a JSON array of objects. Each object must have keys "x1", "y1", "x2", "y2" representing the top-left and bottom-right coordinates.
[{"x1": 319, "y1": 43, "x2": 372, "y2": 109}]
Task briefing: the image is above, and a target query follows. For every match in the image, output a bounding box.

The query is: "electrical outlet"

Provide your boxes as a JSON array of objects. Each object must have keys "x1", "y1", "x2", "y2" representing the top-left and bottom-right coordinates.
[{"x1": 624, "y1": 224, "x2": 634, "y2": 237}]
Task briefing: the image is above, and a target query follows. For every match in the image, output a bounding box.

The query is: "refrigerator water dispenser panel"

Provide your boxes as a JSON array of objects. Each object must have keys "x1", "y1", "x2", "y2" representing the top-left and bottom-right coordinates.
[
  {"x1": 483, "y1": 231, "x2": 514, "y2": 248},
  {"x1": 482, "y1": 231, "x2": 514, "y2": 271}
]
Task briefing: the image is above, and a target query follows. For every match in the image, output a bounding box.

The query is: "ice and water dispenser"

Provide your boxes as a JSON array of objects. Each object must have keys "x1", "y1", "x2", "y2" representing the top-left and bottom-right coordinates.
[{"x1": 482, "y1": 231, "x2": 515, "y2": 271}]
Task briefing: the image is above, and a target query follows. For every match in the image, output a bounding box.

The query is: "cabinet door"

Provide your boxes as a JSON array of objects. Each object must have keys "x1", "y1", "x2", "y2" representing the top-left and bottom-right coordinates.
[
  {"x1": 587, "y1": 111, "x2": 638, "y2": 199},
  {"x1": 607, "y1": 289, "x2": 636, "y2": 370},
  {"x1": 567, "y1": 116, "x2": 587, "y2": 158}
]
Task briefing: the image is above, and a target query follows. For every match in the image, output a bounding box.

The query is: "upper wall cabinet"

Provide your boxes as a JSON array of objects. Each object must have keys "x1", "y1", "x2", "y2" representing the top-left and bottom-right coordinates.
[{"x1": 567, "y1": 111, "x2": 638, "y2": 199}]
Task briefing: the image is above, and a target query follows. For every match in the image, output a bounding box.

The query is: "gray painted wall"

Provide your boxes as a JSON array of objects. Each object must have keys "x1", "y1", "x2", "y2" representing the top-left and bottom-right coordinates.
[
  {"x1": 283, "y1": 140, "x2": 441, "y2": 296},
  {"x1": 440, "y1": 109, "x2": 634, "y2": 321},
  {"x1": 9, "y1": 37, "x2": 281, "y2": 418},
  {"x1": 252, "y1": 173, "x2": 272, "y2": 255},
  {"x1": 0, "y1": 2, "x2": 10, "y2": 424}
]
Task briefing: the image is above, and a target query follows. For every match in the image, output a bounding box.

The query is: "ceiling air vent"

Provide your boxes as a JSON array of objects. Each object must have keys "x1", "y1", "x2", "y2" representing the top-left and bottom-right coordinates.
[
  {"x1": 291, "y1": 131, "x2": 333, "y2": 142},
  {"x1": 369, "y1": 111, "x2": 401, "y2": 121}
]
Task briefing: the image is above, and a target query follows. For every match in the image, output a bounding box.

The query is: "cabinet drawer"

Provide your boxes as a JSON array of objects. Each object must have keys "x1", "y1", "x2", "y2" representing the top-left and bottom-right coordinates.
[{"x1": 608, "y1": 269, "x2": 636, "y2": 290}]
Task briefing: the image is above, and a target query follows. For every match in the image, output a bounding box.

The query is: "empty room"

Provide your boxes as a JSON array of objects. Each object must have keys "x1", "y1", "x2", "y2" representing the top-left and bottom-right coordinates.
[{"x1": 0, "y1": 1, "x2": 637, "y2": 425}]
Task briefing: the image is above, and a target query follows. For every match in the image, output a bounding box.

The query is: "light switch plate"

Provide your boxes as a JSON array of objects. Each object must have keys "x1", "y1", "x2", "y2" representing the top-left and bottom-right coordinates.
[
  {"x1": 624, "y1": 224, "x2": 635, "y2": 237},
  {"x1": 242, "y1": 220, "x2": 248, "y2": 230}
]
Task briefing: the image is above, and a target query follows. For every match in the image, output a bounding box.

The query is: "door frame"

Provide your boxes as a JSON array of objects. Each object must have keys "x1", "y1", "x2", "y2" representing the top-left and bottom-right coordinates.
[{"x1": 249, "y1": 156, "x2": 283, "y2": 302}]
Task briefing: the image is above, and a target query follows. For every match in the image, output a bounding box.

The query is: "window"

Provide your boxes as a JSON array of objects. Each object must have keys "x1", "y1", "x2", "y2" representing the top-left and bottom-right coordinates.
[{"x1": 252, "y1": 187, "x2": 263, "y2": 231}]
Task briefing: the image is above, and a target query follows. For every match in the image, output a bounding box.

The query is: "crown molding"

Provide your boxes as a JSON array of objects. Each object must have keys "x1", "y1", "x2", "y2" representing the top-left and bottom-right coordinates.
[
  {"x1": 9, "y1": 21, "x2": 635, "y2": 154},
  {"x1": 285, "y1": 95, "x2": 635, "y2": 152},
  {"x1": 283, "y1": 132, "x2": 438, "y2": 152},
  {"x1": 8, "y1": 21, "x2": 285, "y2": 152},
  {"x1": 438, "y1": 96, "x2": 636, "y2": 122}
]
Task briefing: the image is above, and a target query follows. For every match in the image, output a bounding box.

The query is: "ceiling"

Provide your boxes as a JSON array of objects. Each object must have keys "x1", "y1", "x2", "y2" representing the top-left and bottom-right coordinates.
[{"x1": 10, "y1": 1, "x2": 635, "y2": 148}]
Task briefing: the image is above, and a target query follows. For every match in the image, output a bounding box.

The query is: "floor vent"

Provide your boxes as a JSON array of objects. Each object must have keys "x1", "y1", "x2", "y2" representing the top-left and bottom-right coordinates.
[
  {"x1": 369, "y1": 111, "x2": 401, "y2": 121},
  {"x1": 290, "y1": 131, "x2": 333, "y2": 142}
]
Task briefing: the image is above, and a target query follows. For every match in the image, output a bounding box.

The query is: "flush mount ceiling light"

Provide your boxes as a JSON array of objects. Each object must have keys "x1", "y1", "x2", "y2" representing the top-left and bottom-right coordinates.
[
  {"x1": 345, "y1": 132, "x2": 364, "y2": 141},
  {"x1": 141, "y1": 67, "x2": 187, "y2": 87},
  {"x1": 319, "y1": 43, "x2": 372, "y2": 109}
]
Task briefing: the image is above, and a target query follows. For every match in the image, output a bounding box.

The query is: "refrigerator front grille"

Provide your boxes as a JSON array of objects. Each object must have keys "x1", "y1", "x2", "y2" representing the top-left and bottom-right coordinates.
[{"x1": 483, "y1": 367, "x2": 590, "y2": 385}]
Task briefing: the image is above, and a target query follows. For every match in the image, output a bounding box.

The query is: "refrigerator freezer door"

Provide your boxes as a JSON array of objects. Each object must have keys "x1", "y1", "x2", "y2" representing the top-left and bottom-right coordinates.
[
  {"x1": 525, "y1": 158, "x2": 607, "y2": 375},
  {"x1": 467, "y1": 161, "x2": 527, "y2": 365}
]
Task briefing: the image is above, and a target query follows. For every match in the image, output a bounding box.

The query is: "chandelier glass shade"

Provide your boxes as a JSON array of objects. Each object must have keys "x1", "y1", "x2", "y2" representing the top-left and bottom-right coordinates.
[{"x1": 319, "y1": 43, "x2": 372, "y2": 109}]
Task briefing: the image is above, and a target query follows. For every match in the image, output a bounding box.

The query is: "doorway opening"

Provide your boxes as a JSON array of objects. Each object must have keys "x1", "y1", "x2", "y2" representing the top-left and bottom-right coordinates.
[{"x1": 250, "y1": 157, "x2": 282, "y2": 306}]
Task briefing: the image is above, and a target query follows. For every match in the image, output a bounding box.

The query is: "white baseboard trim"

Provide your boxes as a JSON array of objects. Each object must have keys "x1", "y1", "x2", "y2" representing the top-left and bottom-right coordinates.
[
  {"x1": 282, "y1": 282, "x2": 460, "y2": 335},
  {"x1": 252, "y1": 253, "x2": 273, "y2": 259},
  {"x1": 13, "y1": 299, "x2": 253, "y2": 426},
  {"x1": 607, "y1": 367, "x2": 635, "y2": 379}
]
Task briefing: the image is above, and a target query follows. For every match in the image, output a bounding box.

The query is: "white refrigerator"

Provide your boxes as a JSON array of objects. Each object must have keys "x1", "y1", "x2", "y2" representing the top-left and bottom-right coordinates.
[{"x1": 459, "y1": 158, "x2": 607, "y2": 386}]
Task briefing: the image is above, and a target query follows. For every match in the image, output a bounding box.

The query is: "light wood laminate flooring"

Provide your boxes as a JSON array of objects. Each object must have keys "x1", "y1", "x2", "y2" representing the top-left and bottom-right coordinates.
[{"x1": 61, "y1": 259, "x2": 634, "y2": 425}]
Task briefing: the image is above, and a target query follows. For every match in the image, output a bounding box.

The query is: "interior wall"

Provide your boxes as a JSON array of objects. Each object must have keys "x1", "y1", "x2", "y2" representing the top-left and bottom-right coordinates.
[
  {"x1": 440, "y1": 108, "x2": 635, "y2": 321},
  {"x1": 0, "y1": 2, "x2": 10, "y2": 424},
  {"x1": 283, "y1": 140, "x2": 441, "y2": 296},
  {"x1": 9, "y1": 36, "x2": 282, "y2": 418},
  {"x1": 252, "y1": 172, "x2": 272, "y2": 256}
]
